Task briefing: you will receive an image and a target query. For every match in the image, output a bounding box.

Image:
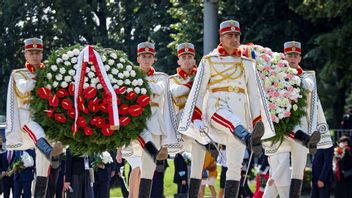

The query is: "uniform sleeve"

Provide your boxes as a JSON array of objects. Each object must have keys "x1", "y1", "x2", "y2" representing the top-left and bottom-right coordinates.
[
  {"x1": 13, "y1": 72, "x2": 36, "y2": 94},
  {"x1": 301, "y1": 76, "x2": 314, "y2": 92},
  {"x1": 148, "y1": 75, "x2": 166, "y2": 96},
  {"x1": 192, "y1": 58, "x2": 211, "y2": 121},
  {"x1": 245, "y1": 60, "x2": 262, "y2": 126},
  {"x1": 169, "y1": 78, "x2": 191, "y2": 98}
]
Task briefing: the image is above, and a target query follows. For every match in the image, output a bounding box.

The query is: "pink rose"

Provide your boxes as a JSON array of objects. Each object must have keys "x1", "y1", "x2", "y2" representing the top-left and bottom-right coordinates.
[
  {"x1": 269, "y1": 103, "x2": 276, "y2": 110},
  {"x1": 273, "y1": 82, "x2": 279, "y2": 88},
  {"x1": 263, "y1": 65, "x2": 270, "y2": 71},
  {"x1": 274, "y1": 92, "x2": 280, "y2": 97},
  {"x1": 287, "y1": 73, "x2": 293, "y2": 79},
  {"x1": 283, "y1": 92, "x2": 289, "y2": 97},
  {"x1": 285, "y1": 111, "x2": 291, "y2": 117},
  {"x1": 287, "y1": 86, "x2": 294, "y2": 92}
]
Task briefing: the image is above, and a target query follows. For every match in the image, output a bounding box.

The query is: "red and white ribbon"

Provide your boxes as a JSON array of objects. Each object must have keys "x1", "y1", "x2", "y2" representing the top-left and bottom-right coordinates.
[{"x1": 73, "y1": 46, "x2": 119, "y2": 134}]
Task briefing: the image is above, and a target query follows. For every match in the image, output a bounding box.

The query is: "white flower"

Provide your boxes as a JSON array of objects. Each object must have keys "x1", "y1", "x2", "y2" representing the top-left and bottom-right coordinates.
[
  {"x1": 111, "y1": 68, "x2": 119, "y2": 75},
  {"x1": 91, "y1": 78, "x2": 98, "y2": 85},
  {"x1": 130, "y1": 70, "x2": 136, "y2": 77},
  {"x1": 105, "y1": 65, "x2": 111, "y2": 71},
  {"x1": 91, "y1": 65, "x2": 96, "y2": 72},
  {"x1": 108, "y1": 59, "x2": 115, "y2": 66},
  {"x1": 83, "y1": 83, "x2": 89, "y2": 89},
  {"x1": 53, "y1": 81, "x2": 59, "y2": 88},
  {"x1": 73, "y1": 48, "x2": 80, "y2": 56},
  {"x1": 127, "y1": 88, "x2": 133, "y2": 93},
  {"x1": 46, "y1": 73, "x2": 53, "y2": 80},
  {"x1": 67, "y1": 51, "x2": 74, "y2": 57},
  {"x1": 126, "y1": 65, "x2": 132, "y2": 71},
  {"x1": 86, "y1": 67, "x2": 90, "y2": 73},
  {"x1": 108, "y1": 74, "x2": 114, "y2": 81},
  {"x1": 97, "y1": 84, "x2": 103, "y2": 90},
  {"x1": 101, "y1": 151, "x2": 113, "y2": 164},
  {"x1": 73, "y1": 64, "x2": 79, "y2": 70},
  {"x1": 64, "y1": 76, "x2": 72, "y2": 82},
  {"x1": 68, "y1": 69, "x2": 75, "y2": 76},
  {"x1": 110, "y1": 53, "x2": 117, "y2": 59},
  {"x1": 123, "y1": 71, "x2": 130, "y2": 78},
  {"x1": 117, "y1": 80, "x2": 124, "y2": 86},
  {"x1": 102, "y1": 55, "x2": 107, "y2": 62},
  {"x1": 21, "y1": 151, "x2": 34, "y2": 168},
  {"x1": 71, "y1": 57, "x2": 77, "y2": 64},
  {"x1": 88, "y1": 72, "x2": 95, "y2": 78},
  {"x1": 55, "y1": 74, "x2": 63, "y2": 81},
  {"x1": 59, "y1": 67, "x2": 66, "y2": 74},
  {"x1": 56, "y1": 58, "x2": 63, "y2": 64},
  {"x1": 45, "y1": 84, "x2": 52, "y2": 90},
  {"x1": 141, "y1": 88, "x2": 147, "y2": 95},
  {"x1": 62, "y1": 54, "x2": 69, "y2": 61},
  {"x1": 138, "y1": 79, "x2": 144, "y2": 86},
  {"x1": 90, "y1": 83, "x2": 96, "y2": 88},
  {"x1": 51, "y1": 65, "x2": 58, "y2": 72},
  {"x1": 118, "y1": 73, "x2": 124, "y2": 79},
  {"x1": 64, "y1": 61, "x2": 71, "y2": 66},
  {"x1": 132, "y1": 79, "x2": 138, "y2": 86},
  {"x1": 117, "y1": 63, "x2": 123, "y2": 69},
  {"x1": 119, "y1": 58, "x2": 126, "y2": 63},
  {"x1": 113, "y1": 84, "x2": 119, "y2": 89},
  {"x1": 61, "y1": 81, "x2": 68, "y2": 88},
  {"x1": 84, "y1": 77, "x2": 88, "y2": 82},
  {"x1": 111, "y1": 79, "x2": 118, "y2": 84},
  {"x1": 134, "y1": 87, "x2": 141, "y2": 94},
  {"x1": 124, "y1": 79, "x2": 131, "y2": 85}
]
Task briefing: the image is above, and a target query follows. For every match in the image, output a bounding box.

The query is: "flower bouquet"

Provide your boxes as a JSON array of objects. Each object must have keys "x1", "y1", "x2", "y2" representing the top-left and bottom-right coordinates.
[
  {"x1": 32, "y1": 45, "x2": 152, "y2": 155},
  {"x1": 241, "y1": 44, "x2": 307, "y2": 143},
  {"x1": 91, "y1": 151, "x2": 114, "y2": 170},
  {"x1": 6, "y1": 151, "x2": 34, "y2": 176}
]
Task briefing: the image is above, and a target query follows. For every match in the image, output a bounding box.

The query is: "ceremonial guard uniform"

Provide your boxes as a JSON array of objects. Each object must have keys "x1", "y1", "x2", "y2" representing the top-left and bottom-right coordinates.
[
  {"x1": 5, "y1": 38, "x2": 62, "y2": 197},
  {"x1": 135, "y1": 42, "x2": 177, "y2": 198},
  {"x1": 178, "y1": 20, "x2": 273, "y2": 197},
  {"x1": 169, "y1": 42, "x2": 207, "y2": 197}
]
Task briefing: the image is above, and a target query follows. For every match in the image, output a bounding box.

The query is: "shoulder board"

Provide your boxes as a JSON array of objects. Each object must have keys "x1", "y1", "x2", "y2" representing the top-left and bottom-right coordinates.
[{"x1": 241, "y1": 56, "x2": 256, "y2": 62}]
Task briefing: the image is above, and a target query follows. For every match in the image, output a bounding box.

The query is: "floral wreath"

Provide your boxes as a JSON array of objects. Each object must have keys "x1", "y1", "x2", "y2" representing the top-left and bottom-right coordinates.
[
  {"x1": 32, "y1": 45, "x2": 151, "y2": 155},
  {"x1": 241, "y1": 44, "x2": 307, "y2": 143}
]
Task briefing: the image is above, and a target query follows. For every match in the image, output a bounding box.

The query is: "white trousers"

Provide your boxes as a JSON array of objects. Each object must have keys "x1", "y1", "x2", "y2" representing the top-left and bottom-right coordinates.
[
  {"x1": 140, "y1": 133, "x2": 161, "y2": 179},
  {"x1": 289, "y1": 139, "x2": 308, "y2": 179},
  {"x1": 190, "y1": 141, "x2": 206, "y2": 179},
  {"x1": 263, "y1": 184, "x2": 289, "y2": 198}
]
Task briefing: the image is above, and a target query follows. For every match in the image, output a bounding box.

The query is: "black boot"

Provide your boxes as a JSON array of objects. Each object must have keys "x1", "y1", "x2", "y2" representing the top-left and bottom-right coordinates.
[
  {"x1": 188, "y1": 178, "x2": 201, "y2": 198},
  {"x1": 233, "y1": 121, "x2": 264, "y2": 156},
  {"x1": 224, "y1": 180, "x2": 240, "y2": 198},
  {"x1": 289, "y1": 179, "x2": 303, "y2": 198},
  {"x1": 293, "y1": 130, "x2": 320, "y2": 154},
  {"x1": 144, "y1": 141, "x2": 168, "y2": 162},
  {"x1": 138, "y1": 178, "x2": 152, "y2": 198},
  {"x1": 34, "y1": 176, "x2": 48, "y2": 198}
]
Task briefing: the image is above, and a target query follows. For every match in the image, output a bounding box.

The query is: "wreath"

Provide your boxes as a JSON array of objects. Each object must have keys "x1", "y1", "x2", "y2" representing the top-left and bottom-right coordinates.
[
  {"x1": 241, "y1": 44, "x2": 307, "y2": 143},
  {"x1": 31, "y1": 45, "x2": 151, "y2": 155}
]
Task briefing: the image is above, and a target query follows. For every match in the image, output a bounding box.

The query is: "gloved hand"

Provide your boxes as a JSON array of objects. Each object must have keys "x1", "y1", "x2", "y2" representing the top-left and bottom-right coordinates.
[
  {"x1": 301, "y1": 77, "x2": 314, "y2": 91},
  {"x1": 193, "y1": 119, "x2": 205, "y2": 130}
]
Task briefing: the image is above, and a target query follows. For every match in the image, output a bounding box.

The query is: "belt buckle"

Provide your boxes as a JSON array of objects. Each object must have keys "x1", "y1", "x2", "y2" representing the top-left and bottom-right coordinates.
[{"x1": 228, "y1": 86, "x2": 234, "y2": 92}]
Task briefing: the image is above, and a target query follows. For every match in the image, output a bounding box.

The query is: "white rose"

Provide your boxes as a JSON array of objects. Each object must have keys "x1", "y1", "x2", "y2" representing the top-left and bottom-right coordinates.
[
  {"x1": 73, "y1": 48, "x2": 80, "y2": 56},
  {"x1": 62, "y1": 54, "x2": 69, "y2": 61},
  {"x1": 141, "y1": 88, "x2": 147, "y2": 95},
  {"x1": 113, "y1": 85, "x2": 119, "y2": 89},
  {"x1": 126, "y1": 65, "x2": 132, "y2": 71},
  {"x1": 110, "y1": 53, "x2": 117, "y2": 59},
  {"x1": 105, "y1": 65, "x2": 111, "y2": 71},
  {"x1": 51, "y1": 65, "x2": 58, "y2": 72},
  {"x1": 64, "y1": 61, "x2": 71, "y2": 66},
  {"x1": 86, "y1": 67, "x2": 90, "y2": 73},
  {"x1": 71, "y1": 57, "x2": 77, "y2": 64},
  {"x1": 102, "y1": 55, "x2": 107, "y2": 62},
  {"x1": 55, "y1": 74, "x2": 63, "y2": 81},
  {"x1": 97, "y1": 84, "x2": 103, "y2": 90},
  {"x1": 91, "y1": 65, "x2": 96, "y2": 72},
  {"x1": 127, "y1": 88, "x2": 133, "y2": 93},
  {"x1": 73, "y1": 64, "x2": 79, "y2": 70},
  {"x1": 53, "y1": 81, "x2": 59, "y2": 88},
  {"x1": 108, "y1": 74, "x2": 114, "y2": 81},
  {"x1": 45, "y1": 84, "x2": 52, "y2": 90},
  {"x1": 130, "y1": 70, "x2": 136, "y2": 77},
  {"x1": 83, "y1": 83, "x2": 89, "y2": 89},
  {"x1": 61, "y1": 81, "x2": 68, "y2": 88},
  {"x1": 68, "y1": 69, "x2": 75, "y2": 76},
  {"x1": 108, "y1": 59, "x2": 115, "y2": 66},
  {"x1": 91, "y1": 78, "x2": 98, "y2": 84},
  {"x1": 119, "y1": 58, "x2": 126, "y2": 63},
  {"x1": 124, "y1": 79, "x2": 131, "y2": 85},
  {"x1": 118, "y1": 73, "x2": 124, "y2": 79},
  {"x1": 111, "y1": 68, "x2": 118, "y2": 75},
  {"x1": 111, "y1": 78, "x2": 118, "y2": 84},
  {"x1": 278, "y1": 113, "x2": 284, "y2": 119},
  {"x1": 132, "y1": 79, "x2": 138, "y2": 86},
  {"x1": 46, "y1": 73, "x2": 52, "y2": 80},
  {"x1": 123, "y1": 71, "x2": 130, "y2": 78},
  {"x1": 134, "y1": 87, "x2": 141, "y2": 94},
  {"x1": 88, "y1": 72, "x2": 95, "y2": 78},
  {"x1": 117, "y1": 80, "x2": 124, "y2": 86},
  {"x1": 59, "y1": 67, "x2": 66, "y2": 74},
  {"x1": 56, "y1": 58, "x2": 62, "y2": 64},
  {"x1": 138, "y1": 79, "x2": 144, "y2": 86},
  {"x1": 67, "y1": 51, "x2": 74, "y2": 57},
  {"x1": 117, "y1": 63, "x2": 123, "y2": 69},
  {"x1": 64, "y1": 76, "x2": 72, "y2": 82}
]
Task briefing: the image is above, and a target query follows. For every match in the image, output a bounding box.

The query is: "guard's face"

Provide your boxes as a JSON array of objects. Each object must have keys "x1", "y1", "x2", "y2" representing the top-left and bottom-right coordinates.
[
  {"x1": 137, "y1": 53, "x2": 155, "y2": 71},
  {"x1": 221, "y1": 32, "x2": 241, "y2": 49},
  {"x1": 285, "y1": 53, "x2": 301, "y2": 68},
  {"x1": 177, "y1": 54, "x2": 195, "y2": 71},
  {"x1": 24, "y1": 50, "x2": 43, "y2": 66}
]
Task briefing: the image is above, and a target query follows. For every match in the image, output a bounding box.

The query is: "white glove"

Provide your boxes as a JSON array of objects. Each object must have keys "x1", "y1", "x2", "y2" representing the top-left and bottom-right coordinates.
[
  {"x1": 27, "y1": 79, "x2": 36, "y2": 91},
  {"x1": 193, "y1": 119, "x2": 205, "y2": 130}
]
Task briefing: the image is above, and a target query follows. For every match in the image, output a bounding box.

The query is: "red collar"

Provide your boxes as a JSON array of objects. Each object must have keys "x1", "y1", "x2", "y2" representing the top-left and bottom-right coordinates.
[
  {"x1": 177, "y1": 66, "x2": 197, "y2": 79},
  {"x1": 296, "y1": 66, "x2": 303, "y2": 75},
  {"x1": 146, "y1": 67, "x2": 155, "y2": 76},
  {"x1": 217, "y1": 43, "x2": 242, "y2": 57},
  {"x1": 25, "y1": 62, "x2": 45, "y2": 73}
]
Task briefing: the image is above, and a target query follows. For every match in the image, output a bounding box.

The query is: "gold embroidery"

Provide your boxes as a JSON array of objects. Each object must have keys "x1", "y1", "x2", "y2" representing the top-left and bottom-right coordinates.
[
  {"x1": 13, "y1": 71, "x2": 32, "y2": 100},
  {"x1": 208, "y1": 59, "x2": 244, "y2": 85}
]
